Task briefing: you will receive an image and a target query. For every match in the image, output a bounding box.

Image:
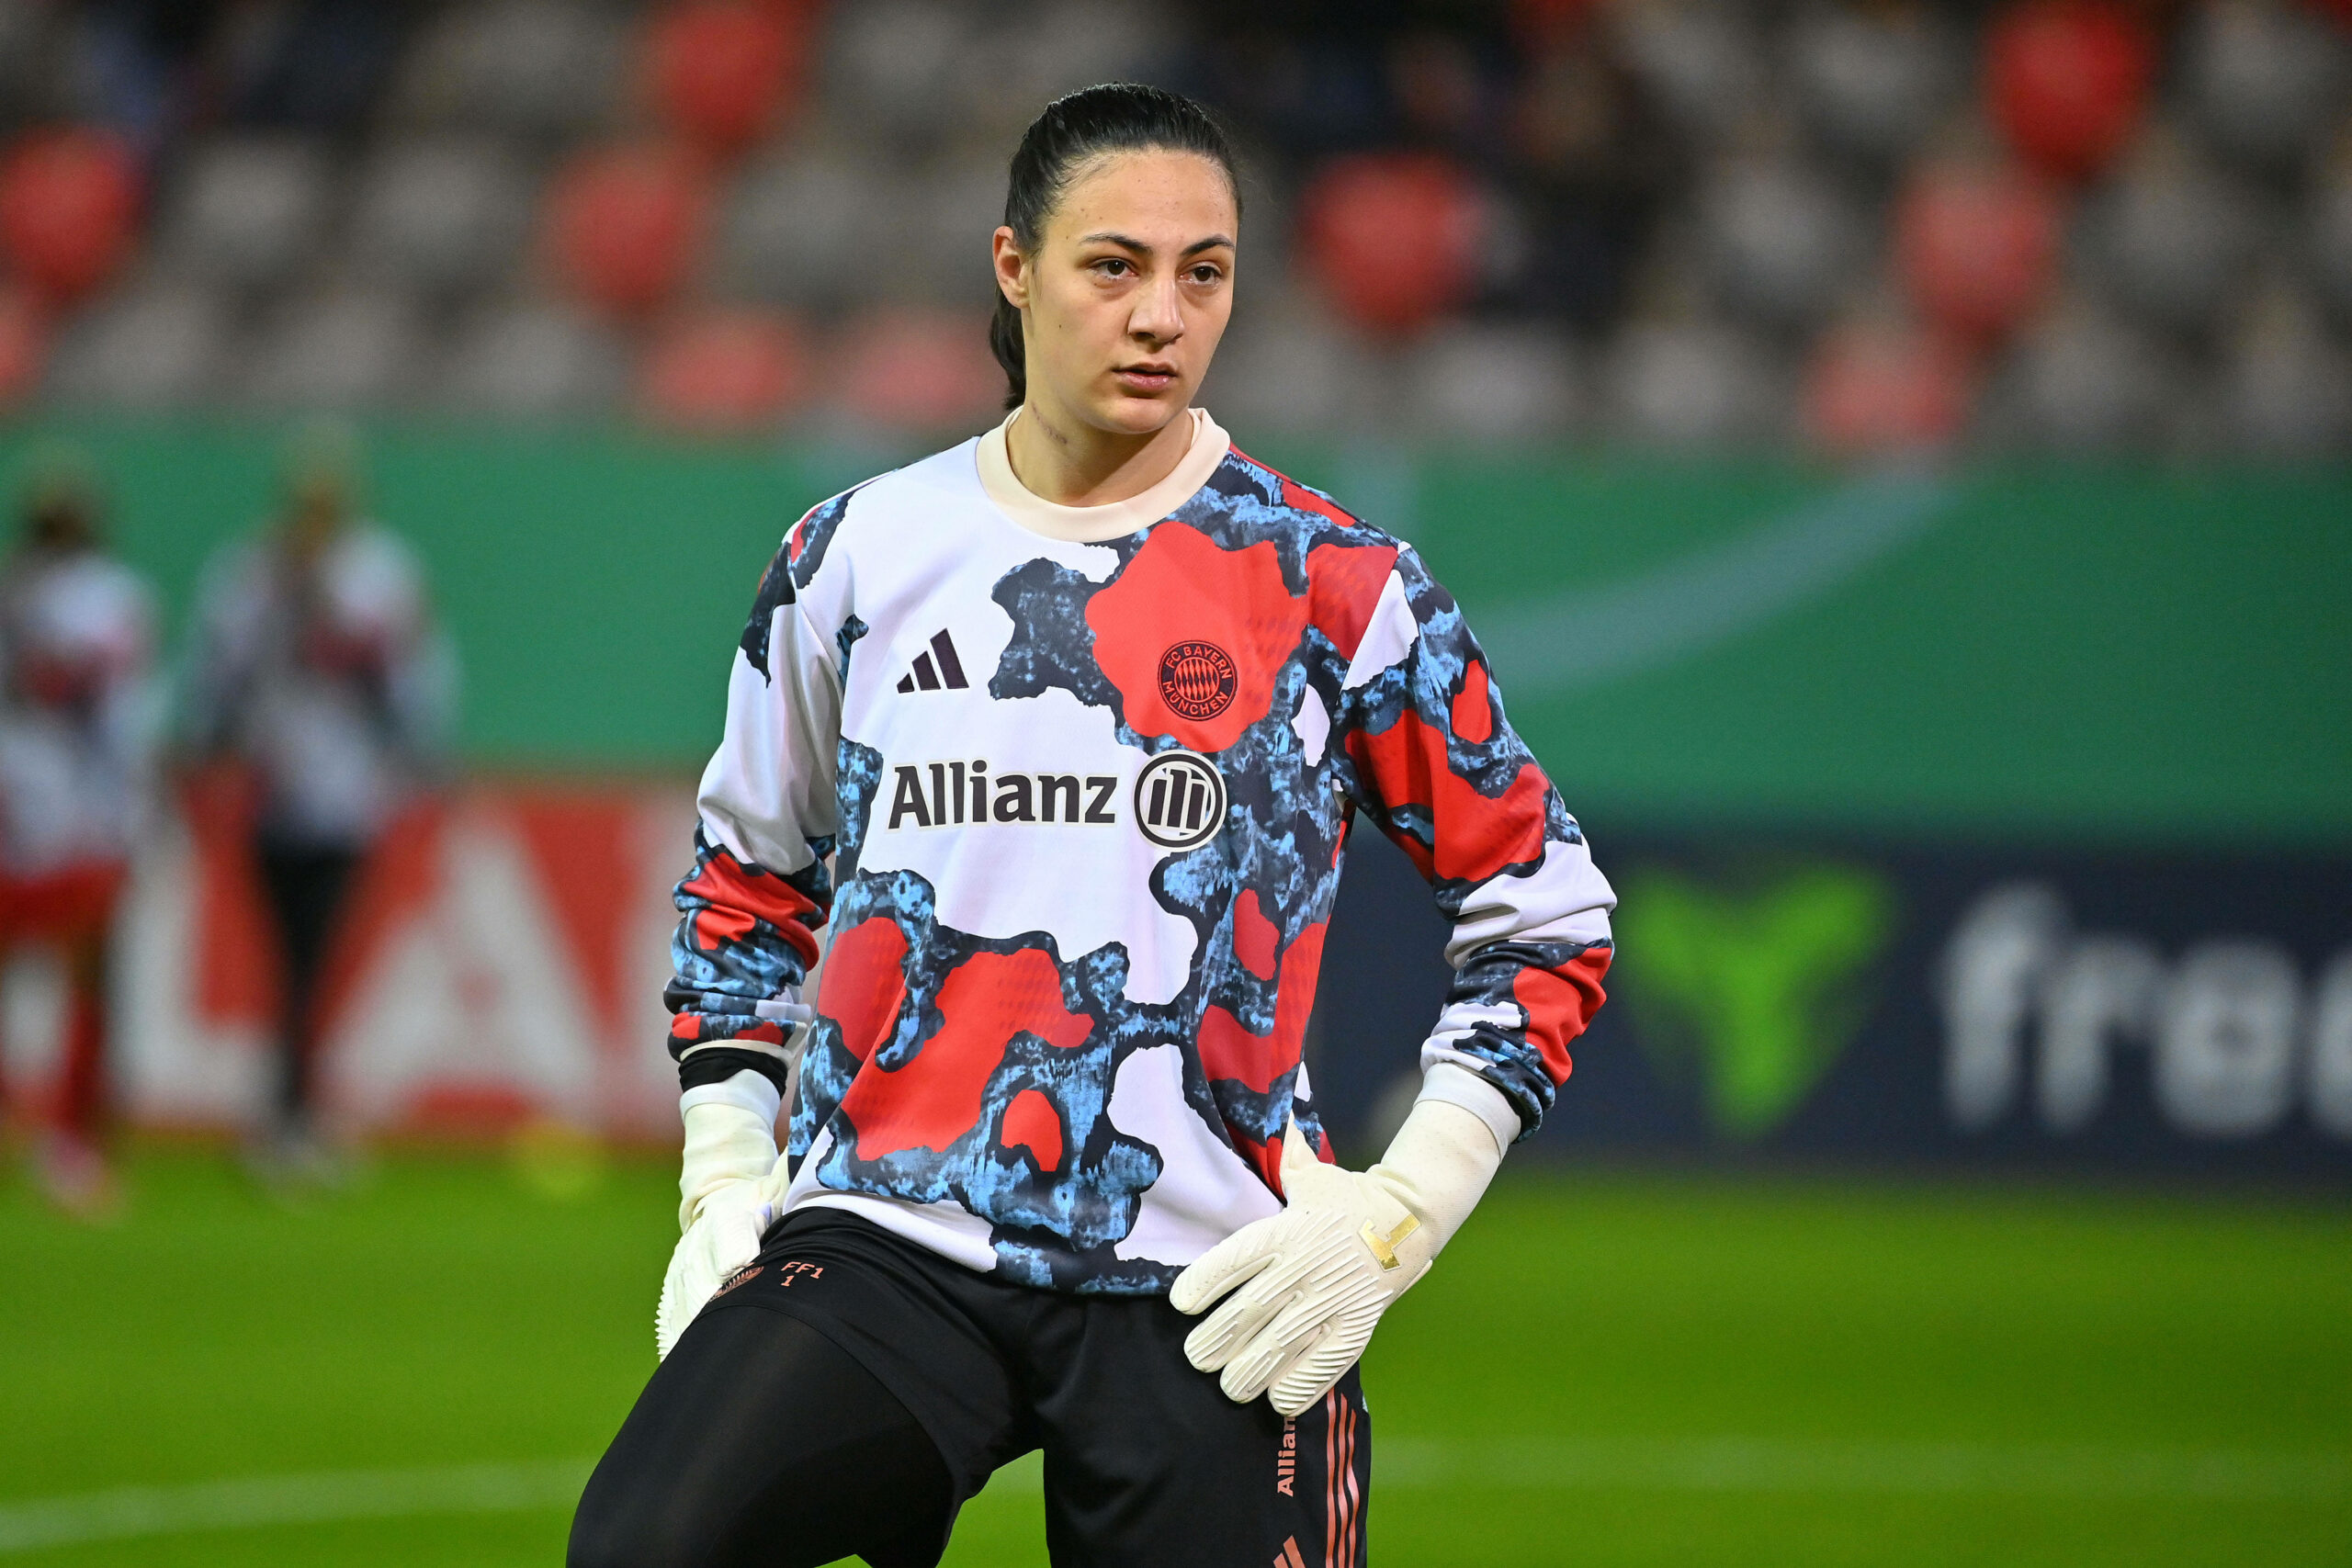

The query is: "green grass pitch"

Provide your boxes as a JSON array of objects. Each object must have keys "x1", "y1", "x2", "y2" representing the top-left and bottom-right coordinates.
[{"x1": 3, "y1": 1145, "x2": 2346, "y2": 1566}]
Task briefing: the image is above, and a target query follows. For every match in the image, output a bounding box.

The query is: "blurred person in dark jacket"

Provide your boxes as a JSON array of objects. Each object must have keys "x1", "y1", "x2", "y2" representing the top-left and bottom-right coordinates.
[
  {"x1": 185, "y1": 428, "x2": 454, "y2": 1181},
  {"x1": 0, "y1": 457, "x2": 159, "y2": 1216}
]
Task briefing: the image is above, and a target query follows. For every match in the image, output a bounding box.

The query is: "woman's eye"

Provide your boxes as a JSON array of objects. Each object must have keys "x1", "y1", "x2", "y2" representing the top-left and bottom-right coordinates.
[
  {"x1": 1096, "y1": 258, "x2": 1131, "y2": 276},
  {"x1": 1189, "y1": 265, "x2": 1222, "y2": 284}
]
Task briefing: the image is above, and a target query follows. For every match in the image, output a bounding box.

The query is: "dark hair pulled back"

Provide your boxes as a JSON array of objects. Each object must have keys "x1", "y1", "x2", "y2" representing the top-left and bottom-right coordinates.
[{"x1": 990, "y1": 84, "x2": 1240, "y2": 411}]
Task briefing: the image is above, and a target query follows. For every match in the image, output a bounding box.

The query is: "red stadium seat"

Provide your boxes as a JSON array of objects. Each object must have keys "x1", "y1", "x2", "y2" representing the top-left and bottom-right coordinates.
[
  {"x1": 1299, "y1": 153, "x2": 1484, "y2": 336},
  {"x1": 834, "y1": 309, "x2": 1002, "y2": 432},
  {"x1": 639, "y1": 308, "x2": 808, "y2": 431},
  {"x1": 1803, "y1": 317, "x2": 1974, "y2": 455},
  {"x1": 1984, "y1": 0, "x2": 2156, "y2": 182},
  {"x1": 0, "y1": 130, "x2": 141, "y2": 304},
  {"x1": 644, "y1": 0, "x2": 818, "y2": 157},
  {"x1": 1894, "y1": 159, "x2": 2064, "y2": 344},
  {"x1": 545, "y1": 143, "x2": 713, "y2": 318}
]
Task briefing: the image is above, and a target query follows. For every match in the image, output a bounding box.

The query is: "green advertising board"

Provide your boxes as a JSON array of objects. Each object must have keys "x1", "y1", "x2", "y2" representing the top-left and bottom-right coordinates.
[{"x1": 2, "y1": 419, "x2": 2344, "y2": 849}]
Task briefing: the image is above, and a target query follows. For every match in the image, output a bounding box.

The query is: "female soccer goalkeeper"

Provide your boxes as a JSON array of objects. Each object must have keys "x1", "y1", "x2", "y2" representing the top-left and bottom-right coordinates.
[{"x1": 571, "y1": 83, "x2": 1613, "y2": 1568}]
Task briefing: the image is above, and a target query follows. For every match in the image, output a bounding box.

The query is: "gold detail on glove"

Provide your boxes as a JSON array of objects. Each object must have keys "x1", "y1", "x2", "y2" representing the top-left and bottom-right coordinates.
[{"x1": 1359, "y1": 1213, "x2": 1420, "y2": 1270}]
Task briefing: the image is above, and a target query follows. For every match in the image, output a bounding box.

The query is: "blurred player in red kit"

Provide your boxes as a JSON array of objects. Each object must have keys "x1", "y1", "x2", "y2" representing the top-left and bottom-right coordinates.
[
  {"x1": 572, "y1": 85, "x2": 1614, "y2": 1567},
  {"x1": 0, "y1": 460, "x2": 158, "y2": 1215},
  {"x1": 185, "y1": 433, "x2": 454, "y2": 1182}
]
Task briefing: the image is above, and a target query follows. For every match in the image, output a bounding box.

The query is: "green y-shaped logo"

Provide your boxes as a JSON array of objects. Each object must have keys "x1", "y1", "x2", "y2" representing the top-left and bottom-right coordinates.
[{"x1": 1617, "y1": 862, "x2": 1895, "y2": 1139}]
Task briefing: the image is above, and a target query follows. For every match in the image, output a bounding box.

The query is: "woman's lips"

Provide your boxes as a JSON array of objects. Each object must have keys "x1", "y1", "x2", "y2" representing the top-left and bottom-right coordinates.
[{"x1": 1114, "y1": 367, "x2": 1177, "y2": 393}]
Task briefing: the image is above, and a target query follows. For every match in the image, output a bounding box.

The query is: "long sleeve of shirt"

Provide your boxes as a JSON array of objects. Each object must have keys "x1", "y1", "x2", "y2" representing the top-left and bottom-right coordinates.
[
  {"x1": 1332, "y1": 543, "x2": 1614, "y2": 1139},
  {"x1": 665, "y1": 504, "x2": 847, "y2": 1094}
]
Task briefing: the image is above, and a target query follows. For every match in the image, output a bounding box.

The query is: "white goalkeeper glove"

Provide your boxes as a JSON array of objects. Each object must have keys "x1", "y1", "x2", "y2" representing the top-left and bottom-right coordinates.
[
  {"x1": 655, "y1": 1069, "x2": 789, "y2": 1360},
  {"x1": 1170, "y1": 1070, "x2": 1512, "y2": 1416}
]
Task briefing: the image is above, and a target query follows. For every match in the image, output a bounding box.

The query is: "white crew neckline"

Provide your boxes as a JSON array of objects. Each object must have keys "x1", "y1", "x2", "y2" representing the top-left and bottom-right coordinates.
[{"x1": 976, "y1": 406, "x2": 1232, "y2": 544}]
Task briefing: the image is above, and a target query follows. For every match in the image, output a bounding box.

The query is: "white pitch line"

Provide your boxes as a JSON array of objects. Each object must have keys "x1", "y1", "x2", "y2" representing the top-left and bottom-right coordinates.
[
  {"x1": 4, "y1": 1438, "x2": 2345, "y2": 1553},
  {"x1": 0, "y1": 1460, "x2": 593, "y2": 1555}
]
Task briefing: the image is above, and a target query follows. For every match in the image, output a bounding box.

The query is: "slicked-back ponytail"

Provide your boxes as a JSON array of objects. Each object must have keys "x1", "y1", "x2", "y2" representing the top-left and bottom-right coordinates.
[{"x1": 991, "y1": 84, "x2": 1240, "y2": 411}]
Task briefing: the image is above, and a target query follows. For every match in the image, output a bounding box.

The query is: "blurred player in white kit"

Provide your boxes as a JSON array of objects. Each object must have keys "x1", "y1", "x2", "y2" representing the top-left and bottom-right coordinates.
[
  {"x1": 185, "y1": 433, "x2": 455, "y2": 1180},
  {"x1": 0, "y1": 459, "x2": 158, "y2": 1215}
]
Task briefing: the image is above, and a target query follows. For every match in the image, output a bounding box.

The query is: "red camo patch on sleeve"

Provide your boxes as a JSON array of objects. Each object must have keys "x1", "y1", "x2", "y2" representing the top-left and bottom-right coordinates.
[
  {"x1": 1303, "y1": 541, "x2": 1398, "y2": 660},
  {"x1": 1347, "y1": 711, "x2": 1550, "y2": 884},
  {"x1": 1451, "y1": 658, "x2": 1495, "y2": 744},
  {"x1": 1512, "y1": 947, "x2": 1611, "y2": 1085},
  {"x1": 680, "y1": 849, "x2": 822, "y2": 967}
]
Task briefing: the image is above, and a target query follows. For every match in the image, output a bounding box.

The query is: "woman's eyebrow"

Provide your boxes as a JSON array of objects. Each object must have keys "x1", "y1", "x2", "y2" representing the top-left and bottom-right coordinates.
[{"x1": 1076, "y1": 231, "x2": 1237, "y2": 257}]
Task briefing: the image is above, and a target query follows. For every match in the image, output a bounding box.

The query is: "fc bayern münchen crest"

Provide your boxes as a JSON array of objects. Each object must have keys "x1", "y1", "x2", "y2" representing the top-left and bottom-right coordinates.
[{"x1": 1158, "y1": 639, "x2": 1238, "y2": 720}]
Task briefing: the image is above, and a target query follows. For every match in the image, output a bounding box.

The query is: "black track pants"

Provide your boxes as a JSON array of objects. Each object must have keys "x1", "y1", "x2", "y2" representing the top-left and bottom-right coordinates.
[
  {"x1": 569, "y1": 1305, "x2": 955, "y2": 1568},
  {"x1": 572, "y1": 1208, "x2": 1372, "y2": 1568}
]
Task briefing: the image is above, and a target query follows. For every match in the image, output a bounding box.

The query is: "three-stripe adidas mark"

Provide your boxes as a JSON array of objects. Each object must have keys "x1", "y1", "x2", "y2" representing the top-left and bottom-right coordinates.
[{"x1": 897, "y1": 630, "x2": 968, "y2": 693}]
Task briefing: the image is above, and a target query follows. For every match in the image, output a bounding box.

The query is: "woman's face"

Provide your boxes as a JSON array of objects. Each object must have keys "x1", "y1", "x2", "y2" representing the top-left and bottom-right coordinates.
[{"x1": 996, "y1": 148, "x2": 1238, "y2": 437}]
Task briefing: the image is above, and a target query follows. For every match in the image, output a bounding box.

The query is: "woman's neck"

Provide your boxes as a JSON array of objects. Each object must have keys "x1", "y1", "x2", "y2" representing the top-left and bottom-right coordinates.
[{"x1": 1004, "y1": 397, "x2": 1195, "y2": 508}]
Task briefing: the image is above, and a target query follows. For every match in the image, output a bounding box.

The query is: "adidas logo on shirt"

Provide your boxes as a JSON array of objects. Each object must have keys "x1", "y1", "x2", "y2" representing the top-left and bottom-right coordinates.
[{"x1": 897, "y1": 630, "x2": 968, "y2": 693}]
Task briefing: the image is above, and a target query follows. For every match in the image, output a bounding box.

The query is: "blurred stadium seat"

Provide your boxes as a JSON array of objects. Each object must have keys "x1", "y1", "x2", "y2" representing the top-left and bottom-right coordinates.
[
  {"x1": 707, "y1": 146, "x2": 886, "y2": 309},
  {"x1": 644, "y1": 0, "x2": 818, "y2": 157},
  {"x1": 1603, "y1": 315, "x2": 1787, "y2": 447},
  {"x1": 1989, "y1": 296, "x2": 2179, "y2": 451},
  {"x1": 830, "y1": 305, "x2": 1004, "y2": 431},
  {"x1": 0, "y1": 128, "x2": 141, "y2": 304},
  {"x1": 345, "y1": 137, "x2": 537, "y2": 298},
  {"x1": 1894, "y1": 155, "x2": 2064, "y2": 344},
  {"x1": 1787, "y1": 6, "x2": 1962, "y2": 167},
  {"x1": 1299, "y1": 152, "x2": 1485, "y2": 335},
  {"x1": 43, "y1": 281, "x2": 233, "y2": 407},
  {"x1": 639, "y1": 306, "x2": 808, "y2": 431},
  {"x1": 391, "y1": 0, "x2": 627, "y2": 137},
  {"x1": 2184, "y1": 0, "x2": 2347, "y2": 169},
  {"x1": 438, "y1": 297, "x2": 632, "y2": 418},
  {"x1": 1986, "y1": 0, "x2": 2159, "y2": 183},
  {"x1": 2086, "y1": 131, "x2": 2263, "y2": 335},
  {"x1": 154, "y1": 137, "x2": 334, "y2": 293},
  {"x1": 544, "y1": 142, "x2": 713, "y2": 318},
  {"x1": 243, "y1": 287, "x2": 428, "y2": 412},
  {"x1": 1698, "y1": 151, "x2": 1868, "y2": 329}
]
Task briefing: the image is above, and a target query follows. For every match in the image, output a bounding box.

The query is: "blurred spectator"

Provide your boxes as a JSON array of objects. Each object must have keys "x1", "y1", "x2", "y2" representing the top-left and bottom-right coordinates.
[
  {"x1": 183, "y1": 430, "x2": 455, "y2": 1177},
  {"x1": 1507, "y1": 16, "x2": 1675, "y2": 327},
  {"x1": 0, "y1": 456, "x2": 158, "y2": 1216}
]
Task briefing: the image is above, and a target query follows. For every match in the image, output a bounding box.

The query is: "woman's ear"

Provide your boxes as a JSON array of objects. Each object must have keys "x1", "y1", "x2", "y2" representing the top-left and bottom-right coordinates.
[{"x1": 991, "y1": 226, "x2": 1027, "y2": 310}]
